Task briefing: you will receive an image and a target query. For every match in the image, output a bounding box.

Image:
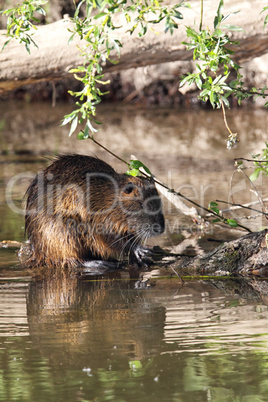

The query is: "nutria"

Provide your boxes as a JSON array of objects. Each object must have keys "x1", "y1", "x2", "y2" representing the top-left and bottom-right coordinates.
[{"x1": 24, "y1": 154, "x2": 165, "y2": 269}]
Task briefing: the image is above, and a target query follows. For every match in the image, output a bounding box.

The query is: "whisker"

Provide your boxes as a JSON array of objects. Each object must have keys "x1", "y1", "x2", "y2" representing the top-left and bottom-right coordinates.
[
  {"x1": 119, "y1": 231, "x2": 143, "y2": 262},
  {"x1": 106, "y1": 225, "x2": 151, "y2": 263},
  {"x1": 109, "y1": 232, "x2": 131, "y2": 248},
  {"x1": 126, "y1": 228, "x2": 149, "y2": 263}
]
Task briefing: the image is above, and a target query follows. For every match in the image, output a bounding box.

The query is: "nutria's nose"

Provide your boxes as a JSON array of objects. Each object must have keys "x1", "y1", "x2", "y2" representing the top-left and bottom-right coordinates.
[{"x1": 152, "y1": 214, "x2": 165, "y2": 235}]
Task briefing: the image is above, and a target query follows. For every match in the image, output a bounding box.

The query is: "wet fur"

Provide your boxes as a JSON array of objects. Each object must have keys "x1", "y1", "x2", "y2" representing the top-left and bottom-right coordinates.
[{"x1": 25, "y1": 154, "x2": 165, "y2": 268}]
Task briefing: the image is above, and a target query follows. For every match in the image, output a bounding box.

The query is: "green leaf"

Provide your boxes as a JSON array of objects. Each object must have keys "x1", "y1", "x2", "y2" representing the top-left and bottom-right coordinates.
[
  {"x1": 86, "y1": 119, "x2": 98, "y2": 133},
  {"x1": 94, "y1": 12, "x2": 107, "y2": 19},
  {"x1": 260, "y1": 6, "x2": 268, "y2": 27},
  {"x1": 221, "y1": 95, "x2": 230, "y2": 107},
  {"x1": 126, "y1": 168, "x2": 140, "y2": 177},
  {"x1": 196, "y1": 76, "x2": 203, "y2": 90},
  {"x1": 214, "y1": 0, "x2": 224, "y2": 29},
  {"x1": 264, "y1": 14, "x2": 268, "y2": 28},
  {"x1": 83, "y1": 124, "x2": 90, "y2": 138},
  {"x1": 209, "y1": 202, "x2": 220, "y2": 215},
  {"x1": 69, "y1": 115, "x2": 78, "y2": 136},
  {"x1": 173, "y1": 10, "x2": 183, "y2": 20},
  {"x1": 35, "y1": 7, "x2": 46, "y2": 16},
  {"x1": 129, "y1": 360, "x2": 143, "y2": 371},
  {"x1": 226, "y1": 219, "x2": 238, "y2": 227},
  {"x1": 68, "y1": 33, "x2": 75, "y2": 44},
  {"x1": 1, "y1": 39, "x2": 11, "y2": 51},
  {"x1": 77, "y1": 131, "x2": 87, "y2": 140},
  {"x1": 180, "y1": 75, "x2": 192, "y2": 87},
  {"x1": 249, "y1": 168, "x2": 261, "y2": 182},
  {"x1": 185, "y1": 26, "x2": 199, "y2": 40},
  {"x1": 129, "y1": 160, "x2": 151, "y2": 175},
  {"x1": 95, "y1": 0, "x2": 102, "y2": 9},
  {"x1": 25, "y1": 41, "x2": 31, "y2": 54},
  {"x1": 61, "y1": 113, "x2": 76, "y2": 126},
  {"x1": 221, "y1": 24, "x2": 243, "y2": 32},
  {"x1": 200, "y1": 89, "x2": 210, "y2": 100},
  {"x1": 209, "y1": 201, "x2": 219, "y2": 208},
  {"x1": 213, "y1": 28, "x2": 223, "y2": 37},
  {"x1": 209, "y1": 91, "x2": 216, "y2": 108}
]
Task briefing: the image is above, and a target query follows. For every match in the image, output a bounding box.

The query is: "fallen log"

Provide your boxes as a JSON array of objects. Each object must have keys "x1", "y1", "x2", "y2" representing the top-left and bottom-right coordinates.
[
  {"x1": 0, "y1": 0, "x2": 267, "y2": 93},
  {"x1": 196, "y1": 229, "x2": 268, "y2": 276}
]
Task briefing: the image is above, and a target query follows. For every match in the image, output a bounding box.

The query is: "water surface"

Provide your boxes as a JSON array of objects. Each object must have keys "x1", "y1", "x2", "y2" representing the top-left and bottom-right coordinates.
[{"x1": 0, "y1": 275, "x2": 268, "y2": 401}]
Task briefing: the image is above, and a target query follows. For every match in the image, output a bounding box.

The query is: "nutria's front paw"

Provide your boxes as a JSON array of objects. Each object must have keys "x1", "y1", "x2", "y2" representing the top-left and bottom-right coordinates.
[{"x1": 131, "y1": 246, "x2": 153, "y2": 267}]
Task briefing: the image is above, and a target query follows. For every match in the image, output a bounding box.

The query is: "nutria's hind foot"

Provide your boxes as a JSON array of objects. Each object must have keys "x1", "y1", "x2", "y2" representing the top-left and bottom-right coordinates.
[{"x1": 77, "y1": 260, "x2": 124, "y2": 276}]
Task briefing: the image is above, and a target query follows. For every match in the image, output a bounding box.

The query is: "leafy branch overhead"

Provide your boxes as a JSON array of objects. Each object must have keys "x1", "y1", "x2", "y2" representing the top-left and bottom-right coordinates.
[
  {"x1": 180, "y1": 0, "x2": 268, "y2": 145},
  {"x1": 62, "y1": 0, "x2": 188, "y2": 137},
  {"x1": 1, "y1": 1, "x2": 47, "y2": 53},
  {"x1": 1, "y1": 0, "x2": 268, "y2": 141},
  {"x1": 181, "y1": 5, "x2": 241, "y2": 109},
  {"x1": 248, "y1": 143, "x2": 268, "y2": 182}
]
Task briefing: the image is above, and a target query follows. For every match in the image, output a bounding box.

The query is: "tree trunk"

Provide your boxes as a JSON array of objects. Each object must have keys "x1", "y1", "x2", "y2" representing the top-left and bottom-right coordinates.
[{"x1": 0, "y1": 0, "x2": 268, "y2": 93}]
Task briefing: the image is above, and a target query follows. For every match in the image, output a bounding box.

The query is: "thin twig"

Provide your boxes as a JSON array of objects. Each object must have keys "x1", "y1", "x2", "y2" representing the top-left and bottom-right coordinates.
[
  {"x1": 235, "y1": 168, "x2": 268, "y2": 216},
  {"x1": 171, "y1": 265, "x2": 185, "y2": 283},
  {"x1": 87, "y1": 136, "x2": 252, "y2": 232},
  {"x1": 233, "y1": 88, "x2": 268, "y2": 97},
  {"x1": 235, "y1": 157, "x2": 268, "y2": 163},
  {"x1": 199, "y1": 0, "x2": 203, "y2": 31},
  {"x1": 88, "y1": 136, "x2": 204, "y2": 214},
  {"x1": 89, "y1": 135, "x2": 128, "y2": 166},
  {"x1": 220, "y1": 99, "x2": 236, "y2": 136},
  {"x1": 215, "y1": 199, "x2": 266, "y2": 215}
]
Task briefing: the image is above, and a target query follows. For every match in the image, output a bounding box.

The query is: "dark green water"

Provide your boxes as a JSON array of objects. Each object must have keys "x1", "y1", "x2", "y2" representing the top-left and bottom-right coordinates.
[{"x1": 1, "y1": 101, "x2": 268, "y2": 401}]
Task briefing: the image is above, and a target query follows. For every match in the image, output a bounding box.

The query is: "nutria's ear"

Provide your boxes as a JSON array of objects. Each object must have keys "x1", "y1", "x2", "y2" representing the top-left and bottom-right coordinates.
[{"x1": 124, "y1": 182, "x2": 135, "y2": 194}]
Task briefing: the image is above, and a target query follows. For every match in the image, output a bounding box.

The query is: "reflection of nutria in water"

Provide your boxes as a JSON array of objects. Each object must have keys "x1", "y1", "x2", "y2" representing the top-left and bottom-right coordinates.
[
  {"x1": 26, "y1": 275, "x2": 166, "y2": 370},
  {"x1": 24, "y1": 154, "x2": 165, "y2": 269}
]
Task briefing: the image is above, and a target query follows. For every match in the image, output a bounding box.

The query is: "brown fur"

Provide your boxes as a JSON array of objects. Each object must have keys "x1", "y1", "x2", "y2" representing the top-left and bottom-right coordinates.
[{"x1": 25, "y1": 154, "x2": 165, "y2": 268}]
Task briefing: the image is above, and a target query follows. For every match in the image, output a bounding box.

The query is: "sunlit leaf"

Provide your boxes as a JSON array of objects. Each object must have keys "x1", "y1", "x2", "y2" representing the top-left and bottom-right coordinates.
[
  {"x1": 221, "y1": 24, "x2": 243, "y2": 32},
  {"x1": 226, "y1": 219, "x2": 238, "y2": 227},
  {"x1": 249, "y1": 168, "x2": 261, "y2": 182},
  {"x1": 209, "y1": 201, "x2": 219, "y2": 208},
  {"x1": 126, "y1": 168, "x2": 140, "y2": 177},
  {"x1": 69, "y1": 115, "x2": 78, "y2": 136},
  {"x1": 129, "y1": 160, "x2": 151, "y2": 175}
]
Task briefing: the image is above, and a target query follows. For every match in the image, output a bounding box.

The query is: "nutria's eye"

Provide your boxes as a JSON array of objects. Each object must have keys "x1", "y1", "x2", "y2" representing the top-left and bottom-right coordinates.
[{"x1": 124, "y1": 182, "x2": 135, "y2": 194}]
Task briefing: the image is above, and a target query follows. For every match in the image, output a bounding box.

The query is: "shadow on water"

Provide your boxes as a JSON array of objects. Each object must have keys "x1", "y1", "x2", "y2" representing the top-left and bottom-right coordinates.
[{"x1": 1, "y1": 101, "x2": 268, "y2": 401}]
